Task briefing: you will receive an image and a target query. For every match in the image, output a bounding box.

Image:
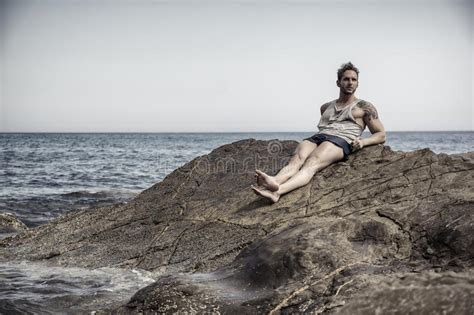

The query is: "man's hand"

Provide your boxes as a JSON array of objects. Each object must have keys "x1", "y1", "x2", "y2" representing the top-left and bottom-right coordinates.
[{"x1": 351, "y1": 137, "x2": 365, "y2": 151}]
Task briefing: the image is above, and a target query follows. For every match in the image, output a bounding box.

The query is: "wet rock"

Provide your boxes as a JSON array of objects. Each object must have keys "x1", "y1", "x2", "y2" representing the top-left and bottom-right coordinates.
[
  {"x1": 0, "y1": 139, "x2": 472, "y2": 314},
  {"x1": 0, "y1": 212, "x2": 28, "y2": 233}
]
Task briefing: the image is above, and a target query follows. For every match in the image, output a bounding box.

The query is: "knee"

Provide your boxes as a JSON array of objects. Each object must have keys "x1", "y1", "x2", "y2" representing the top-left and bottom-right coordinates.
[
  {"x1": 289, "y1": 152, "x2": 305, "y2": 168},
  {"x1": 304, "y1": 155, "x2": 323, "y2": 172}
]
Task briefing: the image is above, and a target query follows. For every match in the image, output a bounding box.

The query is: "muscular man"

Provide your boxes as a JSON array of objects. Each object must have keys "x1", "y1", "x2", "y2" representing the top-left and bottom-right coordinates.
[{"x1": 251, "y1": 62, "x2": 386, "y2": 203}]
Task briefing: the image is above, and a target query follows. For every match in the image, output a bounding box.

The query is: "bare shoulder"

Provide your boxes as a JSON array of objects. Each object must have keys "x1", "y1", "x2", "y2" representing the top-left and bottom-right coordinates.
[
  {"x1": 355, "y1": 100, "x2": 379, "y2": 122},
  {"x1": 320, "y1": 101, "x2": 332, "y2": 115}
]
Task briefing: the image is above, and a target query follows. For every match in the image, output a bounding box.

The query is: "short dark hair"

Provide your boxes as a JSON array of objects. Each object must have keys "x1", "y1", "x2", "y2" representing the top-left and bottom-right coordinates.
[{"x1": 337, "y1": 62, "x2": 359, "y2": 81}]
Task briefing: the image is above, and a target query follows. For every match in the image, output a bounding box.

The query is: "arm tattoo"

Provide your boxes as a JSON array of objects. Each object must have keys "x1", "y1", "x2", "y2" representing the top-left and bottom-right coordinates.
[{"x1": 357, "y1": 101, "x2": 379, "y2": 122}]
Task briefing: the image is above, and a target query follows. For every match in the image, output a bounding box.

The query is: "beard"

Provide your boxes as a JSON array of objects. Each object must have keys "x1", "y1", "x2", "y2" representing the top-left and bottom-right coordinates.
[{"x1": 342, "y1": 87, "x2": 356, "y2": 95}]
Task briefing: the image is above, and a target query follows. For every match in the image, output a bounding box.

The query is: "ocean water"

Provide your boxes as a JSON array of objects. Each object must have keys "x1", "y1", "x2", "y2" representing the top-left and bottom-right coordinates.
[
  {"x1": 0, "y1": 131, "x2": 472, "y2": 313},
  {"x1": 0, "y1": 261, "x2": 156, "y2": 314}
]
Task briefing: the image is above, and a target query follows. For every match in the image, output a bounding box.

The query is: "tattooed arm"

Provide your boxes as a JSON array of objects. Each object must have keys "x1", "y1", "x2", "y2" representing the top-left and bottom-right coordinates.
[
  {"x1": 351, "y1": 101, "x2": 386, "y2": 150},
  {"x1": 320, "y1": 102, "x2": 331, "y2": 115}
]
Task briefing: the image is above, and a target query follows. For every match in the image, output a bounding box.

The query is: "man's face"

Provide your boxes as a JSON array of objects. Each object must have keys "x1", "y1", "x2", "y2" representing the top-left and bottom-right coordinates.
[{"x1": 337, "y1": 70, "x2": 359, "y2": 95}]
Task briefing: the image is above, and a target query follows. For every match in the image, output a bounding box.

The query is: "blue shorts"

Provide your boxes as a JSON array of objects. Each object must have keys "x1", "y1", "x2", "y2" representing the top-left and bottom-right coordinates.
[{"x1": 303, "y1": 133, "x2": 352, "y2": 161}]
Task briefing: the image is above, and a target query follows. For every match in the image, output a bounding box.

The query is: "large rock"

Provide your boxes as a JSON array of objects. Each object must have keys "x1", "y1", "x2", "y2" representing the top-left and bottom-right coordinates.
[{"x1": 0, "y1": 139, "x2": 473, "y2": 314}]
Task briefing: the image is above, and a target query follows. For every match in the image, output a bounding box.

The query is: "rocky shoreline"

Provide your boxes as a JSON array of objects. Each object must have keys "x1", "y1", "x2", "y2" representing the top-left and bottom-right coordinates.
[{"x1": 1, "y1": 139, "x2": 473, "y2": 314}]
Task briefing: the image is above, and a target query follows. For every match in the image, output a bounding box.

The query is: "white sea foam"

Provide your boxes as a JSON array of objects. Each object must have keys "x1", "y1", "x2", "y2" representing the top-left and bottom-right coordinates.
[{"x1": 0, "y1": 260, "x2": 159, "y2": 312}]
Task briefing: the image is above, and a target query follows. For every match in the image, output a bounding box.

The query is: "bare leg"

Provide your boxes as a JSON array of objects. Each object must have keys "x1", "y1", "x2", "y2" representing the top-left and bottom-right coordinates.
[
  {"x1": 255, "y1": 140, "x2": 317, "y2": 191},
  {"x1": 252, "y1": 142, "x2": 344, "y2": 203}
]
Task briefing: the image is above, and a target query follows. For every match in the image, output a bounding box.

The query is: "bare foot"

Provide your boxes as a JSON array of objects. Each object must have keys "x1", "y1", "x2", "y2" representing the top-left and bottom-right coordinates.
[
  {"x1": 251, "y1": 185, "x2": 280, "y2": 203},
  {"x1": 255, "y1": 169, "x2": 279, "y2": 192}
]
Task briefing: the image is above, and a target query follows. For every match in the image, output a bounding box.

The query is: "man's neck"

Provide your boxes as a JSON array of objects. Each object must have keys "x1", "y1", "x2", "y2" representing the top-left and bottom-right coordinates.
[{"x1": 337, "y1": 94, "x2": 357, "y2": 105}]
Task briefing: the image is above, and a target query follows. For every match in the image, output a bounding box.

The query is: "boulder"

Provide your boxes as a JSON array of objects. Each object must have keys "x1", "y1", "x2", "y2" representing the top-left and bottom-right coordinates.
[
  {"x1": 0, "y1": 139, "x2": 472, "y2": 314},
  {"x1": 0, "y1": 212, "x2": 28, "y2": 233}
]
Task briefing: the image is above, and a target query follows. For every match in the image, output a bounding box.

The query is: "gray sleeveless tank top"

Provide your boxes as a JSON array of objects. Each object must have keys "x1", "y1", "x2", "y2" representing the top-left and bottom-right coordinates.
[{"x1": 317, "y1": 99, "x2": 364, "y2": 143}]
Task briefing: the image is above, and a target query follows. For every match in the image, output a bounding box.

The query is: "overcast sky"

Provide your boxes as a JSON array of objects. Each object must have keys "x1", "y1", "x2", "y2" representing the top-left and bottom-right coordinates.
[{"x1": 0, "y1": 0, "x2": 472, "y2": 132}]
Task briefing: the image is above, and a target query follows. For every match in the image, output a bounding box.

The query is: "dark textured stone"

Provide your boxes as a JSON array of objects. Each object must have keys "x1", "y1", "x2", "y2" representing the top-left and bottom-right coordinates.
[
  {"x1": 0, "y1": 212, "x2": 28, "y2": 233},
  {"x1": 336, "y1": 271, "x2": 474, "y2": 315},
  {"x1": 0, "y1": 139, "x2": 473, "y2": 314}
]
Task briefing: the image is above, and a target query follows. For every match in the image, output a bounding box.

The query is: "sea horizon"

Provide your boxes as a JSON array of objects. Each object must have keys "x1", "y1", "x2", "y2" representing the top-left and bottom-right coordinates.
[{"x1": 1, "y1": 130, "x2": 473, "y2": 134}]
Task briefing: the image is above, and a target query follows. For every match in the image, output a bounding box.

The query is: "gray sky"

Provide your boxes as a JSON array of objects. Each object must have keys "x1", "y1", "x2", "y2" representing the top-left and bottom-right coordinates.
[{"x1": 0, "y1": 0, "x2": 472, "y2": 132}]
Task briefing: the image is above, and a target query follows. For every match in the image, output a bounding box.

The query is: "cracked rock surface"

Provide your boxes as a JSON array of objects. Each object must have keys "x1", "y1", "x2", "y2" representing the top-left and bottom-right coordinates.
[{"x1": 0, "y1": 139, "x2": 473, "y2": 314}]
